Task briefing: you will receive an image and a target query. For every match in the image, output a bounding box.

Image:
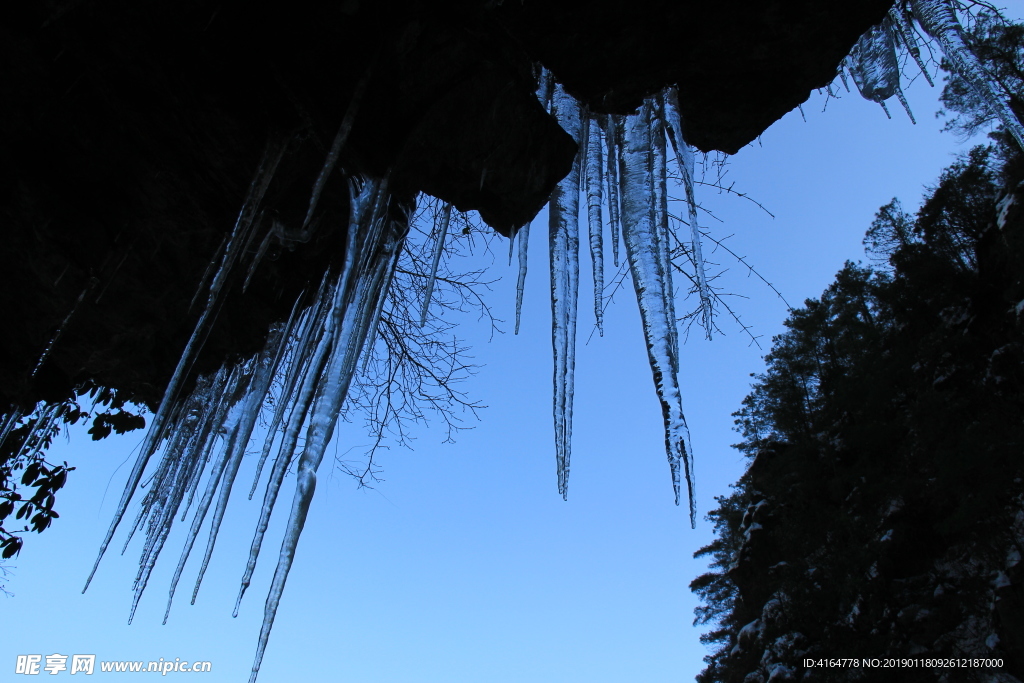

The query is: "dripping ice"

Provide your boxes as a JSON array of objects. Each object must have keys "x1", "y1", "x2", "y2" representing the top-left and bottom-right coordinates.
[
  {"x1": 838, "y1": 0, "x2": 1024, "y2": 143},
  {"x1": 69, "y1": 6, "x2": 1024, "y2": 676},
  {"x1": 547, "y1": 83, "x2": 582, "y2": 500},
  {"x1": 618, "y1": 99, "x2": 697, "y2": 526}
]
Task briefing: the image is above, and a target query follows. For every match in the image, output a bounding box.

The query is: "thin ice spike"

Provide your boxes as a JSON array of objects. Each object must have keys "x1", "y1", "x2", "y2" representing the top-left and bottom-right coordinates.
[
  {"x1": 585, "y1": 115, "x2": 605, "y2": 337},
  {"x1": 895, "y1": 87, "x2": 917, "y2": 124},
  {"x1": 301, "y1": 72, "x2": 370, "y2": 231},
  {"x1": 663, "y1": 89, "x2": 713, "y2": 338},
  {"x1": 361, "y1": 245, "x2": 402, "y2": 371},
  {"x1": 419, "y1": 203, "x2": 452, "y2": 327},
  {"x1": 514, "y1": 221, "x2": 530, "y2": 335},
  {"x1": 603, "y1": 115, "x2": 622, "y2": 268},
  {"x1": 548, "y1": 83, "x2": 582, "y2": 500},
  {"x1": 651, "y1": 97, "x2": 680, "y2": 366},
  {"x1": 889, "y1": 6, "x2": 935, "y2": 87}
]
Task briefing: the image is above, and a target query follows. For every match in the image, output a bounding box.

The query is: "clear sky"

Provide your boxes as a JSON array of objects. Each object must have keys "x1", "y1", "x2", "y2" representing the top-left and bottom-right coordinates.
[{"x1": 5, "y1": 5, "x2": 1023, "y2": 681}]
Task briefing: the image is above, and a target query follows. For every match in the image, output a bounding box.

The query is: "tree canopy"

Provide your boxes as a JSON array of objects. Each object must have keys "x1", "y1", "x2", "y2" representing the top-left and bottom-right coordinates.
[{"x1": 692, "y1": 42, "x2": 1024, "y2": 680}]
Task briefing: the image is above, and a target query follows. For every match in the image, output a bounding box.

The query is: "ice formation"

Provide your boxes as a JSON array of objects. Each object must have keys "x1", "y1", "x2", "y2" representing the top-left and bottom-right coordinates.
[
  {"x1": 848, "y1": 18, "x2": 917, "y2": 123},
  {"x1": 839, "y1": 0, "x2": 1024, "y2": 146},
  {"x1": 618, "y1": 99, "x2": 696, "y2": 525},
  {"x1": 585, "y1": 114, "x2": 606, "y2": 337},
  {"x1": 79, "y1": 171, "x2": 410, "y2": 682},
  {"x1": 548, "y1": 83, "x2": 582, "y2": 500},
  {"x1": 14, "y1": 3, "x2": 1016, "y2": 679},
  {"x1": 420, "y1": 203, "x2": 453, "y2": 327},
  {"x1": 514, "y1": 220, "x2": 530, "y2": 334}
]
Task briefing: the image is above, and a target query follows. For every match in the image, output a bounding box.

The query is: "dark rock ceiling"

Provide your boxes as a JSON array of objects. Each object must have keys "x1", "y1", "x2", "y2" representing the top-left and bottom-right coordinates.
[{"x1": 0, "y1": 0, "x2": 893, "y2": 413}]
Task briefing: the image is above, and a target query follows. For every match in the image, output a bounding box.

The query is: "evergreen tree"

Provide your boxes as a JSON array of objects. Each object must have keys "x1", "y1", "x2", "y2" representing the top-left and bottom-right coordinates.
[{"x1": 692, "y1": 29, "x2": 1024, "y2": 672}]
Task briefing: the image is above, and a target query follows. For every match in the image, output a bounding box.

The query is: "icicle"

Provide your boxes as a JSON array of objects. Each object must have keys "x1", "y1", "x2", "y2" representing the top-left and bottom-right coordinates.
[
  {"x1": 911, "y1": 0, "x2": 1024, "y2": 150},
  {"x1": 249, "y1": 178, "x2": 407, "y2": 683},
  {"x1": 0, "y1": 407, "x2": 24, "y2": 456},
  {"x1": 188, "y1": 235, "x2": 227, "y2": 314},
  {"x1": 578, "y1": 116, "x2": 590, "y2": 198},
  {"x1": 651, "y1": 97, "x2": 680, "y2": 365},
  {"x1": 849, "y1": 19, "x2": 902, "y2": 106},
  {"x1": 537, "y1": 68, "x2": 554, "y2": 113},
  {"x1": 879, "y1": 100, "x2": 893, "y2": 119},
  {"x1": 585, "y1": 116, "x2": 605, "y2": 337},
  {"x1": 548, "y1": 83, "x2": 582, "y2": 500},
  {"x1": 128, "y1": 366, "x2": 241, "y2": 624},
  {"x1": 514, "y1": 220, "x2": 530, "y2": 335},
  {"x1": 896, "y1": 87, "x2": 917, "y2": 124},
  {"x1": 419, "y1": 203, "x2": 452, "y2": 327},
  {"x1": 620, "y1": 99, "x2": 696, "y2": 527},
  {"x1": 31, "y1": 277, "x2": 98, "y2": 379},
  {"x1": 248, "y1": 280, "x2": 333, "y2": 500},
  {"x1": 603, "y1": 115, "x2": 622, "y2": 268},
  {"x1": 11, "y1": 403, "x2": 61, "y2": 464},
  {"x1": 301, "y1": 72, "x2": 371, "y2": 231},
  {"x1": 235, "y1": 289, "x2": 338, "y2": 618},
  {"x1": 663, "y1": 88, "x2": 713, "y2": 338},
  {"x1": 174, "y1": 325, "x2": 288, "y2": 619},
  {"x1": 839, "y1": 62, "x2": 852, "y2": 93},
  {"x1": 889, "y1": 6, "x2": 935, "y2": 87},
  {"x1": 84, "y1": 135, "x2": 286, "y2": 595},
  {"x1": 360, "y1": 244, "x2": 402, "y2": 372},
  {"x1": 798, "y1": 104, "x2": 807, "y2": 122}
]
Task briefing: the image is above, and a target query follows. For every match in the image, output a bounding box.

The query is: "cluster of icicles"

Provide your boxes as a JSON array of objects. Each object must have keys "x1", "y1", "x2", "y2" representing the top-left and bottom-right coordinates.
[
  {"x1": 0, "y1": 1, "x2": 1011, "y2": 681},
  {"x1": 844, "y1": 0, "x2": 1024, "y2": 150}
]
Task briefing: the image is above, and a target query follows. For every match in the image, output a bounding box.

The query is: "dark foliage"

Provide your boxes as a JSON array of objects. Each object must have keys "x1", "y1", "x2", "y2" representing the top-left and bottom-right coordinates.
[
  {"x1": 694, "y1": 18, "x2": 1024, "y2": 680},
  {"x1": 692, "y1": 136, "x2": 1024, "y2": 681},
  {"x1": 0, "y1": 386, "x2": 144, "y2": 575}
]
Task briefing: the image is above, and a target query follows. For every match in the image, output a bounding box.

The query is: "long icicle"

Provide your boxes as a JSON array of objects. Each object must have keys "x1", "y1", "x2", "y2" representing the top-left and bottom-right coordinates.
[
  {"x1": 651, "y1": 97, "x2": 680, "y2": 369},
  {"x1": 249, "y1": 179, "x2": 407, "y2": 683},
  {"x1": 548, "y1": 83, "x2": 582, "y2": 500},
  {"x1": 663, "y1": 89, "x2": 713, "y2": 338},
  {"x1": 620, "y1": 99, "x2": 696, "y2": 526},
  {"x1": 911, "y1": 0, "x2": 1024, "y2": 150},
  {"x1": 890, "y1": 5, "x2": 935, "y2": 87},
  {"x1": 248, "y1": 279, "x2": 333, "y2": 500},
  {"x1": 301, "y1": 70, "x2": 371, "y2": 231},
  {"x1": 185, "y1": 325, "x2": 289, "y2": 612},
  {"x1": 235, "y1": 285, "x2": 339, "y2": 618},
  {"x1": 514, "y1": 221, "x2": 531, "y2": 334},
  {"x1": 586, "y1": 115, "x2": 605, "y2": 337},
  {"x1": 603, "y1": 115, "x2": 622, "y2": 268},
  {"x1": 419, "y1": 203, "x2": 453, "y2": 327},
  {"x1": 84, "y1": 135, "x2": 287, "y2": 594},
  {"x1": 128, "y1": 365, "x2": 242, "y2": 624}
]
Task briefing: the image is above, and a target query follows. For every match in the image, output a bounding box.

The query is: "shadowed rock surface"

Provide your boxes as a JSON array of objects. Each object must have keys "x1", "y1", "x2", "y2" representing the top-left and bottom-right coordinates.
[{"x1": 1, "y1": 0, "x2": 893, "y2": 413}]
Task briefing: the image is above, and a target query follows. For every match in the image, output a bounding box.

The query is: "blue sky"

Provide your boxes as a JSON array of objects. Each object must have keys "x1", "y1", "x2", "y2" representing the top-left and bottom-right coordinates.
[{"x1": 5, "y1": 6, "x2": 1023, "y2": 681}]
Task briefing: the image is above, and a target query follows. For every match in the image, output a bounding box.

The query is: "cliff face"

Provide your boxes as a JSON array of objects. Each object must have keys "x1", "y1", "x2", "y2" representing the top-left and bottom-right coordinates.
[
  {"x1": 0, "y1": 0, "x2": 892, "y2": 413},
  {"x1": 693, "y1": 147, "x2": 1024, "y2": 683}
]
